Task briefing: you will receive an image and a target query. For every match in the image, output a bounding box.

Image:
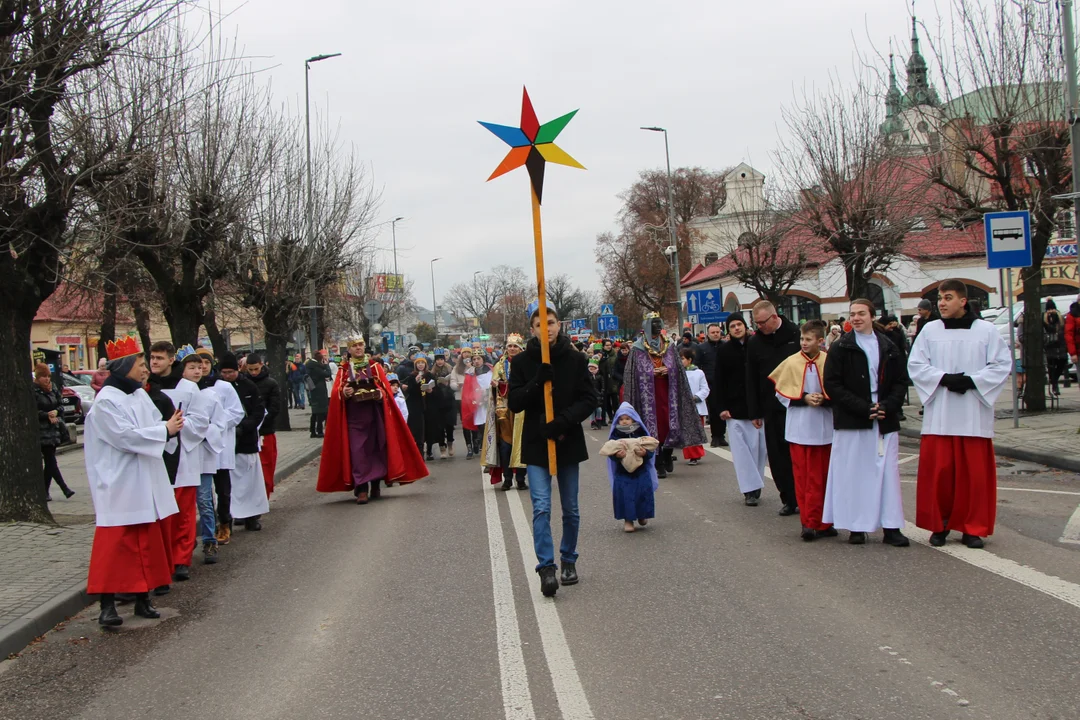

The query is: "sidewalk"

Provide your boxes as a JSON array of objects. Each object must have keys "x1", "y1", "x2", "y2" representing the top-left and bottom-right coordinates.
[
  {"x1": 900, "y1": 382, "x2": 1080, "y2": 471},
  {"x1": 0, "y1": 408, "x2": 323, "y2": 659}
]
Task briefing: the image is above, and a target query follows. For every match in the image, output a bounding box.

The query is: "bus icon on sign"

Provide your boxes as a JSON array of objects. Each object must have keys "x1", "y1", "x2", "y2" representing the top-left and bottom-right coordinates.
[{"x1": 990, "y1": 218, "x2": 1026, "y2": 252}]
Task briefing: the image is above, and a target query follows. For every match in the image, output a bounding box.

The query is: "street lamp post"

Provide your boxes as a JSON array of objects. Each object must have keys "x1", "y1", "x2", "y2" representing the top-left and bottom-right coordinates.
[
  {"x1": 391, "y1": 216, "x2": 404, "y2": 344},
  {"x1": 304, "y1": 52, "x2": 342, "y2": 356},
  {"x1": 431, "y1": 258, "x2": 442, "y2": 346},
  {"x1": 641, "y1": 126, "x2": 683, "y2": 331}
]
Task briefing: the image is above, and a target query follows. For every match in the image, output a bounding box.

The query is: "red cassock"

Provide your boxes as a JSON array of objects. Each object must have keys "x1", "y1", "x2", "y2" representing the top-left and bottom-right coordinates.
[
  {"x1": 86, "y1": 521, "x2": 174, "y2": 595},
  {"x1": 316, "y1": 361, "x2": 428, "y2": 492},
  {"x1": 790, "y1": 443, "x2": 832, "y2": 531},
  {"x1": 916, "y1": 435, "x2": 997, "y2": 537},
  {"x1": 169, "y1": 486, "x2": 199, "y2": 567}
]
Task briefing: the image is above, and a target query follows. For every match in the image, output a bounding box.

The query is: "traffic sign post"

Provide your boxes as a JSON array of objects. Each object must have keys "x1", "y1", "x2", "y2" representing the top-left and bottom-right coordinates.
[
  {"x1": 598, "y1": 316, "x2": 619, "y2": 333},
  {"x1": 600, "y1": 303, "x2": 614, "y2": 316},
  {"x1": 571, "y1": 318, "x2": 588, "y2": 330},
  {"x1": 684, "y1": 289, "x2": 726, "y2": 324},
  {"x1": 984, "y1": 210, "x2": 1032, "y2": 429}
]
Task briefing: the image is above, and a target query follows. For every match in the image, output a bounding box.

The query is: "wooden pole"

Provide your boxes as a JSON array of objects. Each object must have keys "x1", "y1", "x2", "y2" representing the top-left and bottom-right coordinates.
[{"x1": 531, "y1": 186, "x2": 558, "y2": 475}]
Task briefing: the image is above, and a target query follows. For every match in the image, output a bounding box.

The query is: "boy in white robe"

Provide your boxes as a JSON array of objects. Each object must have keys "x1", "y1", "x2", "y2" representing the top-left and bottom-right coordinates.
[
  {"x1": 769, "y1": 321, "x2": 835, "y2": 541},
  {"x1": 209, "y1": 351, "x2": 246, "y2": 544},
  {"x1": 680, "y1": 348, "x2": 710, "y2": 466},
  {"x1": 85, "y1": 337, "x2": 184, "y2": 626},
  {"x1": 715, "y1": 313, "x2": 767, "y2": 505},
  {"x1": 822, "y1": 300, "x2": 910, "y2": 547},
  {"x1": 908, "y1": 279, "x2": 1011, "y2": 548}
]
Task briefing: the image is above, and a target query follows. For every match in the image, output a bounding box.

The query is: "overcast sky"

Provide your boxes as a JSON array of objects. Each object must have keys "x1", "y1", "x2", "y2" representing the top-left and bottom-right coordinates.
[{"x1": 212, "y1": 0, "x2": 920, "y2": 306}]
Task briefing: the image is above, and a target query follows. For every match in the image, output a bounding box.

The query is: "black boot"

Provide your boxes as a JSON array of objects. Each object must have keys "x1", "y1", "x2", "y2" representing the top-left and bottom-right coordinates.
[
  {"x1": 244, "y1": 517, "x2": 262, "y2": 531},
  {"x1": 500, "y1": 475, "x2": 514, "y2": 491},
  {"x1": 538, "y1": 566, "x2": 559, "y2": 597},
  {"x1": 848, "y1": 531, "x2": 867, "y2": 545},
  {"x1": 515, "y1": 472, "x2": 528, "y2": 490},
  {"x1": 664, "y1": 449, "x2": 674, "y2": 474},
  {"x1": 133, "y1": 593, "x2": 161, "y2": 619},
  {"x1": 173, "y1": 564, "x2": 190, "y2": 582},
  {"x1": 929, "y1": 530, "x2": 950, "y2": 547},
  {"x1": 882, "y1": 528, "x2": 910, "y2": 547},
  {"x1": 370, "y1": 479, "x2": 382, "y2": 500},
  {"x1": 655, "y1": 453, "x2": 667, "y2": 479},
  {"x1": 961, "y1": 533, "x2": 985, "y2": 549},
  {"x1": 801, "y1": 526, "x2": 817, "y2": 542},
  {"x1": 560, "y1": 562, "x2": 579, "y2": 586},
  {"x1": 98, "y1": 594, "x2": 122, "y2": 627}
]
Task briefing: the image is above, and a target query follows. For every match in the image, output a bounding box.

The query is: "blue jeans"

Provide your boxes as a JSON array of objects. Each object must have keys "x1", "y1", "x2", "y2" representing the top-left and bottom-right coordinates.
[
  {"x1": 292, "y1": 381, "x2": 306, "y2": 408},
  {"x1": 526, "y1": 464, "x2": 580, "y2": 570},
  {"x1": 198, "y1": 474, "x2": 217, "y2": 546}
]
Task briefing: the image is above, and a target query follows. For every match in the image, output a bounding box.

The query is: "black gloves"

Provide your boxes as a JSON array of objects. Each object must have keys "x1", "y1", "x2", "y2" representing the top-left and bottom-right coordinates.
[
  {"x1": 535, "y1": 363, "x2": 553, "y2": 385},
  {"x1": 542, "y1": 417, "x2": 569, "y2": 439},
  {"x1": 939, "y1": 373, "x2": 976, "y2": 394}
]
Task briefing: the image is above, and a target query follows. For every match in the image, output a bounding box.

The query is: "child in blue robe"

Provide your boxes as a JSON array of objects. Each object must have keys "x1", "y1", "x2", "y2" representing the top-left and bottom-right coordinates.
[{"x1": 602, "y1": 402, "x2": 659, "y2": 532}]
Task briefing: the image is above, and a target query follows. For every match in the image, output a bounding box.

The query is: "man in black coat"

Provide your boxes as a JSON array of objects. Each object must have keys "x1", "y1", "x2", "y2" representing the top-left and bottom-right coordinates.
[
  {"x1": 245, "y1": 354, "x2": 281, "y2": 498},
  {"x1": 745, "y1": 300, "x2": 801, "y2": 515},
  {"x1": 715, "y1": 314, "x2": 767, "y2": 505},
  {"x1": 509, "y1": 299, "x2": 596, "y2": 598},
  {"x1": 695, "y1": 322, "x2": 728, "y2": 446}
]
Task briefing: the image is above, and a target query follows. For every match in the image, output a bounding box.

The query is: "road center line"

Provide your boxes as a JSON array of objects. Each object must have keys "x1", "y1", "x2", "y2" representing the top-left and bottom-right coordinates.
[
  {"x1": 504, "y1": 485, "x2": 596, "y2": 720},
  {"x1": 705, "y1": 445, "x2": 1080, "y2": 610},
  {"x1": 482, "y1": 474, "x2": 536, "y2": 720}
]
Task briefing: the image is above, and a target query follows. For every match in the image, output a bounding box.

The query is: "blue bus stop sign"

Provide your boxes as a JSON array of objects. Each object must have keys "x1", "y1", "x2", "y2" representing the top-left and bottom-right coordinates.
[{"x1": 984, "y1": 211, "x2": 1032, "y2": 269}]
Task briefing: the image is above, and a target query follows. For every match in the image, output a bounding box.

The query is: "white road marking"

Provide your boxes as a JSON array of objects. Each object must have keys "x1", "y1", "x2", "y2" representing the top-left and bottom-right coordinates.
[
  {"x1": 1058, "y1": 504, "x2": 1080, "y2": 545},
  {"x1": 481, "y1": 475, "x2": 536, "y2": 720},
  {"x1": 897, "y1": 453, "x2": 920, "y2": 465},
  {"x1": 706, "y1": 442, "x2": 1080, "y2": 610},
  {"x1": 504, "y1": 487, "x2": 596, "y2": 720},
  {"x1": 706, "y1": 445, "x2": 773, "y2": 480},
  {"x1": 898, "y1": 480, "x2": 1080, "y2": 496}
]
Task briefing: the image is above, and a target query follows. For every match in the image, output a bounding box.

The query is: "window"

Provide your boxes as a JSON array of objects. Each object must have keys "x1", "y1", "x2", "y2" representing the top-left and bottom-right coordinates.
[
  {"x1": 777, "y1": 295, "x2": 821, "y2": 323},
  {"x1": 704, "y1": 252, "x2": 718, "y2": 266},
  {"x1": 1056, "y1": 210, "x2": 1074, "y2": 240}
]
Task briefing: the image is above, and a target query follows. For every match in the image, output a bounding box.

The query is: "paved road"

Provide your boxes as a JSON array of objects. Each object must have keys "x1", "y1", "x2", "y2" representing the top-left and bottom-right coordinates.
[{"x1": 2, "y1": 427, "x2": 1079, "y2": 720}]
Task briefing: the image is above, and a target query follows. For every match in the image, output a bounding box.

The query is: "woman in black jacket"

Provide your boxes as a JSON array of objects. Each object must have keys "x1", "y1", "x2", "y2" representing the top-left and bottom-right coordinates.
[
  {"x1": 713, "y1": 313, "x2": 767, "y2": 505},
  {"x1": 821, "y1": 300, "x2": 909, "y2": 547},
  {"x1": 508, "y1": 300, "x2": 596, "y2": 597},
  {"x1": 33, "y1": 363, "x2": 74, "y2": 501}
]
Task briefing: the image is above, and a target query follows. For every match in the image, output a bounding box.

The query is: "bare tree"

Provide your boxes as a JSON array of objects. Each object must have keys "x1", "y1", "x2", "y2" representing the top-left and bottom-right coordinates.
[
  {"x1": 545, "y1": 273, "x2": 590, "y2": 322},
  {"x1": 776, "y1": 71, "x2": 924, "y2": 300},
  {"x1": 443, "y1": 271, "x2": 502, "y2": 329},
  {"x1": 913, "y1": 0, "x2": 1069, "y2": 410},
  {"x1": 0, "y1": 1, "x2": 181, "y2": 523}
]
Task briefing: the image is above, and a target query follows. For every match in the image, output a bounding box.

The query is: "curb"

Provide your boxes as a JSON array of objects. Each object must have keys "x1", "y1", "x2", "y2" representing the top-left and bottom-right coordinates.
[
  {"x1": 0, "y1": 440, "x2": 322, "y2": 660},
  {"x1": 898, "y1": 427, "x2": 1080, "y2": 473},
  {"x1": 0, "y1": 579, "x2": 89, "y2": 660}
]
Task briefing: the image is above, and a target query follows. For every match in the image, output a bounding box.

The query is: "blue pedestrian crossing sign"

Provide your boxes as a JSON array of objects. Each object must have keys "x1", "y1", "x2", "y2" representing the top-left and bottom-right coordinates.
[
  {"x1": 598, "y1": 316, "x2": 619, "y2": 332},
  {"x1": 600, "y1": 303, "x2": 615, "y2": 316},
  {"x1": 984, "y1": 211, "x2": 1032, "y2": 269},
  {"x1": 685, "y1": 289, "x2": 725, "y2": 323}
]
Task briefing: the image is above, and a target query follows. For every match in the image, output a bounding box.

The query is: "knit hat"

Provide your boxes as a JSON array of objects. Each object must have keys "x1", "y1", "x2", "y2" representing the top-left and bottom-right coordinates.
[
  {"x1": 918, "y1": 299, "x2": 933, "y2": 311},
  {"x1": 218, "y1": 352, "x2": 239, "y2": 371},
  {"x1": 387, "y1": 373, "x2": 399, "y2": 383},
  {"x1": 195, "y1": 347, "x2": 215, "y2": 359},
  {"x1": 726, "y1": 312, "x2": 747, "y2": 330},
  {"x1": 589, "y1": 358, "x2": 599, "y2": 366}
]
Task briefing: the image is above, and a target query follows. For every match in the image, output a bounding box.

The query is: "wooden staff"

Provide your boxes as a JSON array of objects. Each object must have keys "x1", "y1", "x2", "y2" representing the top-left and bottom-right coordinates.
[{"x1": 531, "y1": 185, "x2": 558, "y2": 476}]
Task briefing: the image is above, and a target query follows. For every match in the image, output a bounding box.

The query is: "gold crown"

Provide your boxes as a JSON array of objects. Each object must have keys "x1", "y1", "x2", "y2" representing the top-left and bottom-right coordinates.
[
  {"x1": 506, "y1": 333, "x2": 524, "y2": 347},
  {"x1": 105, "y1": 335, "x2": 141, "y2": 361},
  {"x1": 644, "y1": 311, "x2": 661, "y2": 320}
]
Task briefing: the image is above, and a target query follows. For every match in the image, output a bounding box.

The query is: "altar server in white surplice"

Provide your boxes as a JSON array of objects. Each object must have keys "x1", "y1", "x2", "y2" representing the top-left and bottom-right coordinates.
[
  {"x1": 908, "y1": 279, "x2": 1011, "y2": 549},
  {"x1": 822, "y1": 299, "x2": 911, "y2": 547}
]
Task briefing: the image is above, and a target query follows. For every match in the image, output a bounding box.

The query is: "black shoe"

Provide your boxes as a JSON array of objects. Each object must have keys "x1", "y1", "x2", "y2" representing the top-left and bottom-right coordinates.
[
  {"x1": 370, "y1": 481, "x2": 382, "y2": 500},
  {"x1": 816, "y1": 528, "x2": 838, "y2": 539},
  {"x1": 310, "y1": 433, "x2": 319, "y2": 439},
  {"x1": 133, "y1": 593, "x2": 161, "y2": 619},
  {"x1": 560, "y1": 562, "x2": 579, "y2": 586},
  {"x1": 500, "y1": 477, "x2": 514, "y2": 491},
  {"x1": 516, "y1": 479, "x2": 529, "y2": 490},
  {"x1": 203, "y1": 542, "x2": 218, "y2": 564},
  {"x1": 801, "y1": 526, "x2": 817, "y2": 542},
  {"x1": 882, "y1": 528, "x2": 910, "y2": 547},
  {"x1": 466, "y1": 449, "x2": 474, "y2": 459},
  {"x1": 664, "y1": 452, "x2": 674, "y2": 474},
  {"x1": 538, "y1": 566, "x2": 559, "y2": 597},
  {"x1": 710, "y1": 437, "x2": 720, "y2": 448},
  {"x1": 244, "y1": 519, "x2": 262, "y2": 531},
  {"x1": 656, "y1": 466, "x2": 667, "y2": 479},
  {"x1": 929, "y1": 530, "x2": 949, "y2": 547},
  {"x1": 173, "y1": 565, "x2": 190, "y2": 582},
  {"x1": 715, "y1": 437, "x2": 728, "y2": 447},
  {"x1": 744, "y1": 492, "x2": 759, "y2": 506},
  {"x1": 778, "y1": 504, "x2": 799, "y2": 517},
  {"x1": 62, "y1": 488, "x2": 75, "y2": 499},
  {"x1": 961, "y1": 533, "x2": 985, "y2": 549},
  {"x1": 152, "y1": 584, "x2": 170, "y2": 596},
  {"x1": 98, "y1": 596, "x2": 123, "y2": 627},
  {"x1": 848, "y1": 531, "x2": 867, "y2": 545},
  {"x1": 687, "y1": 458, "x2": 699, "y2": 466}
]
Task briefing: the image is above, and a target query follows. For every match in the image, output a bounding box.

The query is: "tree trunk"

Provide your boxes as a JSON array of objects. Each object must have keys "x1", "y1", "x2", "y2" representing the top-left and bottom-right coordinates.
[
  {"x1": 159, "y1": 291, "x2": 204, "y2": 348},
  {"x1": 263, "y1": 330, "x2": 292, "y2": 431},
  {"x1": 131, "y1": 298, "x2": 154, "y2": 357},
  {"x1": 98, "y1": 278, "x2": 118, "y2": 362},
  {"x1": 0, "y1": 308, "x2": 54, "y2": 523},
  {"x1": 202, "y1": 306, "x2": 229, "y2": 358},
  {"x1": 1020, "y1": 266, "x2": 1046, "y2": 411}
]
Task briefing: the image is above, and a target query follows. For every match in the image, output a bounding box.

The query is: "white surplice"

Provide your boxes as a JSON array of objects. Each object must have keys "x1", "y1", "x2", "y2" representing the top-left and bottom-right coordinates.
[
  {"x1": 776, "y1": 364, "x2": 832, "y2": 446},
  {"x1": 907, "y1": 318, "x2": 1011, "y2": 438},
  {"x1": 823, "y1": 331, "x2": 904, "y2": 531},
  {"x1": 85, "y1": 386, "x2": 179, "y2": 527},
  {"x1": 394, "y1": 388, "x2": 409, "y2": 422},
  {"x1": 685, "y1": 366, "x2": 711, "y2": 417},
  {"x1": 199, "y1": 387, "x2": 226, "y2": 476},
  {"x1": 230, "y1": 452, "x2": 269, "y2": 520},
  {"x1": 728, "y1": 418, "x2": 766, "y2": 494},
  {"x1": 163, "y1": 378, "x2": 213, "y2": 488},
  {"x1": 211, "y1": 379, "x2": 245, "y2": 471}
]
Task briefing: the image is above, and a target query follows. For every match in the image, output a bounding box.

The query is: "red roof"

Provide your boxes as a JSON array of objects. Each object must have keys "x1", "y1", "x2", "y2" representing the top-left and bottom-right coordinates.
[{"x1": 34, "y1": 284, "x2": 133, "y2": 324}]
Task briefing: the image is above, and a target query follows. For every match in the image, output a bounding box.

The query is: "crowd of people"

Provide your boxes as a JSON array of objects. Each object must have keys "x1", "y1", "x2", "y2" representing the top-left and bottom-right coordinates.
[{"x1": 53, "y1": 276, "x2": 1027, "y2": 610}]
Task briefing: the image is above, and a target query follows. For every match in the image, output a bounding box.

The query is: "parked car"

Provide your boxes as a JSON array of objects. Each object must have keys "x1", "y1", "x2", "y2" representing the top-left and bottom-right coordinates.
[
  {"x1": 993, "y1": 294, "x2": 1079, "y2": 381},
  {"x1": 60, "y1": 385, "x2": 84, "y2": 424},
  {"x1": 63, "y1": 373, "x2": 95, "y2": 420}
]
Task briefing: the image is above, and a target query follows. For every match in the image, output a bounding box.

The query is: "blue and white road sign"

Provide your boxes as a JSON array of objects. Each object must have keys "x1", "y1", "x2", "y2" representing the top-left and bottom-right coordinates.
[
  {"x1": 598, "y1": 316, "x2": 619, "y2": 332},
  {"x1": 985, "y1": 211, "x2": 1032, "y2": 269},
  {"x1": 382, "y1": 332, "x2": 396, "y2": 350},
  {"x1": 600, "y1": 303, "x2": 615, "y2": 316},
  {"x1": 684, "y1": 289, "x2": 725, "y2": 323},
  {"x1": 571, "y1": 318, "x2": 588, "y2": 330}
]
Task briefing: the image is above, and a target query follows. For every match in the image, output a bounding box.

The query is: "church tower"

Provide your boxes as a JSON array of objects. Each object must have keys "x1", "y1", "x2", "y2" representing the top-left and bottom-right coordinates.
[{"x1": 904, "y1": 11, "x2": 940, "y2": 108}]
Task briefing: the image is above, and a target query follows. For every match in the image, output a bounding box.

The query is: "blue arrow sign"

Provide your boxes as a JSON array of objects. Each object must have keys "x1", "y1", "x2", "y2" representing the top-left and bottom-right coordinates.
[
  {"x1": 598, "y1": 316, "x2": 619, "y2": 332},
  {"x1": 571, "y1": 318, "x2": 587, "y2": 330},
  {"x1": 600, "y1": 303, "x2": 615, "y2": 316},
  {"x1": 685, "y1": 289, "x2": 725, "y2": 322}
]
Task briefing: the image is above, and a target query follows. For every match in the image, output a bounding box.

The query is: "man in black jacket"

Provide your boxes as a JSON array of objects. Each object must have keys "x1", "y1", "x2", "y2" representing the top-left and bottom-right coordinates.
[
  {"x1": 509, "y1": 298, "x2": 596, "y2": 598},
  {"x1": 245, "y1": 354, "x2": 281, "y2": 498},
  {"x1": 715, "y1": 314, "x2": 767, "y2": 505},
  {"x1": 746, "y1": 300, "x2": 801, "y2": 515},
  {"x1": 221, "y1": 355, "x2": 266, "y2": 531},
  {"x1": 695, "y1": 322, "x2": 727, "y2": 446}
]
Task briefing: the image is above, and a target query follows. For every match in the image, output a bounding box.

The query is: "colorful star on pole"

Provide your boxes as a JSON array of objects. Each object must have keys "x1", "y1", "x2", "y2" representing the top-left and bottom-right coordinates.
[{"x1": 479, "y1": 87, "x2": 584, "y2": 204}]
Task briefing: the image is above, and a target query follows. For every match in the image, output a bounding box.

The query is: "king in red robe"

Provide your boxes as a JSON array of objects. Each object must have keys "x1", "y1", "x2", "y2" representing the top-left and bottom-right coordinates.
[{"x1": 316, "y1": 337, "x2": 427, "y2": 503}]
